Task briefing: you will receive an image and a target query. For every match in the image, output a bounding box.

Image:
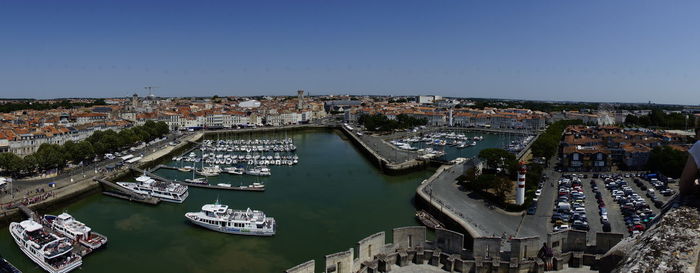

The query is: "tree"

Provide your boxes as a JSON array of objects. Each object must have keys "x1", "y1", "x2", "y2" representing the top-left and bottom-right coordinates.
[
  {"x1": 647, "y1": 146, "x2": 688, "y2": 178},
  {"x1": 74, "y1": 141, "x2": 95, "y2": 163},
  {"x1": 478, "y1": 148, "x2": 516, "y2": 171},
  {"x1": 492, "y1": 175, "x2": 513, "y2": 201},
  {"x1": 472, "y1": 173, "x2": 496, "y2": 191},
  {"x1": 531, "y1": 119, "x2": 584, "y2": 160},
  {"x1": 0, "y1": 153, "x2": 25, "y2": 176},
  {"x1": 35, "y1": 143, "x2": 66, "y2": 171}
]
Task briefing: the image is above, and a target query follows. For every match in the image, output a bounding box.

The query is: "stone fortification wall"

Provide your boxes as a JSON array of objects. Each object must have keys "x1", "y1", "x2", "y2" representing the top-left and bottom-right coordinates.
[{"x1": 286, "y1": 226, "x2": 624, "y2": 273}]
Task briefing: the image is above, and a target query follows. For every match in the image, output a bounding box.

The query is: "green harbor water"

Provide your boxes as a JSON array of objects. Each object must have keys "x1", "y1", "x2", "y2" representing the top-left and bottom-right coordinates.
[{"x1": 0, "y1": 129, "x2": 508, "y2": 273}]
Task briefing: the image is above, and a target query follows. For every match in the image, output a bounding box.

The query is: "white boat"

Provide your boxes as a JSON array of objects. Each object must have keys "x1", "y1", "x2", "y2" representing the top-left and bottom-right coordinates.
[
  {"x1": 117, "y1": 175, "x2": 189, "y2": 203},
  {"x1": 185, "y1": 177, "x2": 208, "y2": 185},
  {"x1": 224, "y1": 167, "x2": 244, "y2": 175},
  {"x1": 246, "y1": 166, "x2": 271, "y2": 176},
  {"x1": 217, "y1": 183, "x2": 232, "y2": 187},
  {"x1": 198, "y1": 167, "x2": 220, "y2": 177},
  {"x1": 185, "y1": 201, "x2": 276, "y2": 236},
  {"x1": 9, "y1": 219, "x2": 82, "y2": 273},
  {"x1": 43, "y1": 213, "x2": 108, "y2": 250},
  {"x1": 184, "y1": 168, "x2": 208, "y2": 185},
  {"x1": 177, "y1": 166, "x2": 193, "y2": 172}
]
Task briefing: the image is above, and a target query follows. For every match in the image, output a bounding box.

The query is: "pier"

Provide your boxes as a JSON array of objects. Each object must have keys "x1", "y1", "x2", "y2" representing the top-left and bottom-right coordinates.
[
  {"x1": 338, "y1": 125, "x2": 428, "y2": 174},
  {"x1": 131, "y1": 166, "x2": 265, "y2": 192},
  {"x1": 17, "y1": 204, "x2": 36, "y2": 220}
]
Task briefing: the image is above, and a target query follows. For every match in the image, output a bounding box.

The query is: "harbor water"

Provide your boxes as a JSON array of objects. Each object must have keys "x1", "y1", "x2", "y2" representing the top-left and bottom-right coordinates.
[{"x1": 0, "y1": 128, "x2": 510, "y2": 273}]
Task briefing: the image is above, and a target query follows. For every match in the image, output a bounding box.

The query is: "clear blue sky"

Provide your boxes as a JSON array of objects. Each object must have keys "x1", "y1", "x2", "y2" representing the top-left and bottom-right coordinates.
[{"x1": 1, "y1": 0, "x2": 699, "y2": 104}]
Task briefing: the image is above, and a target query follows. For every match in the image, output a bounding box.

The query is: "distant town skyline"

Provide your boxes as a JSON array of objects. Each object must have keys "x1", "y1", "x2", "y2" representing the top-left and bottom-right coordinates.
[
  {"x1": 1, "y1": 0, "x2": 700, "y2": 104},
  {"x1": 0, "y1": 93, "x2": 698, "y2": 107}
]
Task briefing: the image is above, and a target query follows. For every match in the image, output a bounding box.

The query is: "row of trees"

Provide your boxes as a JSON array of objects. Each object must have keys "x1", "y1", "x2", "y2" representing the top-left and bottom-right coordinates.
[
  {"x1": 358, "y1": 113, "x2": 428, "y2": 132},
  {"x1": 0, "y1": 121, "x2": 170, "y2": 177},
  {"x1": 0, "y1": 99, "x2": 106, "y2": 113},
  {"x1": 625, "y1": 109, "x2": 694, "y2": 130},
  {"x1": 646, "y1": 146, "x2": 688, "y2": 178},
  {"x1": 530, "y1": 119, "x2": 584, "y2": 160}
]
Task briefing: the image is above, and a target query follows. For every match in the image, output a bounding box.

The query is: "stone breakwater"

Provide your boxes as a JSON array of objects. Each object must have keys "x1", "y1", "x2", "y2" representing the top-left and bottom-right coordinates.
[
  {"x1": 286, "y1": 226, "x2": 624, "y2": 273},
  {"x1": 338, "y1": 126, "x2": 428, "y2": 174}
]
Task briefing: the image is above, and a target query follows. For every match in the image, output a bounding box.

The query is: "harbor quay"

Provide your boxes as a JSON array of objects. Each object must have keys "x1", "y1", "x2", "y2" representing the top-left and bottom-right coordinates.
[
  {"x1": 415, "y1": 158, "x2": 544, "y2": 245},
  {"x1": 0, "y1": 124, "x2": 328, "y2": 217},
  {"x1": 285, "y1": 225, "x2": 623, "y2": 273},
  {"x1": 0, "y1": 131, "x2": 204, "y2": 222},
  {"x1": 338, "y1": 126, "x2": 432, "y2": 174},
  {"x1": 4, "y1": 123, "x2": 548, "y2": 272}
]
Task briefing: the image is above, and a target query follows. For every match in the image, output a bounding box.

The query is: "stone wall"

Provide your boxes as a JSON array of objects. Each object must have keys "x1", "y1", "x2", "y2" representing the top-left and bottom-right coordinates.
[
  {"x1": 289, "y1": 226, "x2": 624, "y2": 273},
  {"x1": 325, "y1": 249, "x2": 354, "y2": 273},
  {"x1": 510, "y1": 236, "x2": 541, "y2": 263},
  {"x1": 392, "y1": 226, "x2": 426, "y2": 250},
  {"x1": 286, "y1": 260, "x2": 315, "y2": 273},
  {"x1": 435, "y1": 229, "x2": 464, "y2": 254},
  {"x1": 472, "y1": 237, "x2": 501, "y2": 259},
  {"x1": 356, "y1": 232, "x2": 386, "y2": 266}
]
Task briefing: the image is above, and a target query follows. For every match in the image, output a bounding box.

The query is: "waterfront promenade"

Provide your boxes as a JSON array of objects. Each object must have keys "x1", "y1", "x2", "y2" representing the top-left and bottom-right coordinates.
[
  {"x1": 416, "y1": 158, "x2": 547, "y2": 246},
  {"x1": 0, "y1": 131, "x2": 204, "y2": 217}
]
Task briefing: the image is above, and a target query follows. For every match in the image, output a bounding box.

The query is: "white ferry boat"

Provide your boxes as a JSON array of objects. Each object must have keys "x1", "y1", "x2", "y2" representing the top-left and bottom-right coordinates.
[
  {"x1": 9, "y1": 219, "x2": 82, "y2": 273},
  {"x1": 185, "y1": 202, "x2": 275, "y2": 236},
  {"x1": 43, "y1": 213, "x2": 108, "y2": 250},
  {"x1": 117, "y1": 175, "x2": 189, "y2": 203}
]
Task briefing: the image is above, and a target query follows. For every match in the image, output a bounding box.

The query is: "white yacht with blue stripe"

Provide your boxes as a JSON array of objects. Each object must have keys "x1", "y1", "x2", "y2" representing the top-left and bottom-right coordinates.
[{"x1": 185, "y1": 201, "x2": 275, "y2": 236}]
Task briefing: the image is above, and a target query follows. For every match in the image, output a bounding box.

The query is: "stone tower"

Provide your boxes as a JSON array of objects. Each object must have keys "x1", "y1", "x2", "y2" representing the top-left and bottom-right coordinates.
[{"x1": 297, "y1": 90, "x2": 305, "y2": 110}]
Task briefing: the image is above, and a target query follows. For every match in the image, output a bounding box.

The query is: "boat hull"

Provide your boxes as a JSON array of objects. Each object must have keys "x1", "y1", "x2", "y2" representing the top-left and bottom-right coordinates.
[
  {"x1": 184, "y1": 215, "x2": 274, "y2": 236},
  {"x1": 9, "y1": 223, "x2": 82, "y2": 273}
]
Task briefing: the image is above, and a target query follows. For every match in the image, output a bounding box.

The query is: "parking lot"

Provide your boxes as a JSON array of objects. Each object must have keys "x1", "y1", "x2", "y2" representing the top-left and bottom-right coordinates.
[{"x1": 544, "y1": 171, "x2": 678, "y2": 244}]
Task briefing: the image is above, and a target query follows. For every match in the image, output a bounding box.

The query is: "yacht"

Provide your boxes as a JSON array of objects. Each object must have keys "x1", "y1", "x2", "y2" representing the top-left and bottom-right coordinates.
[
  {"x1": 246, "y1": 166, "x2": 271, "y2": 176},
  {"x1": 184, "y1": 177, "x2": 208, "y2": 185},
  {"x1": 224, "y1": 166, "x2": 244, "y2": 175},
  {"x1": 184, "y1": 169, "x2": 208, "y2": 185},
  {"x1": 185, "y1": 202, "x2": 275, "y2": 236},
  {"x1": 9, "y1": 219, "x2": 82, "y2": 273},
  {"x1": 117, "y1": 175, "x2": 189, "y2": 203},
  {"x1": 177, "y1": 166, "x2": 193, "y2": 172},
  {"x1": 198, "y1": 166, "x2": 221, "y2": 177},
  {"x1": 43, "y1": 213, "x2": 108, "y2": 250}
]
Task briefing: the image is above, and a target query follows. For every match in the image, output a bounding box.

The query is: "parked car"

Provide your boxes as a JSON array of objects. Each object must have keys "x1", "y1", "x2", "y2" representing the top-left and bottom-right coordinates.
[{"x1": 527, "y1": 206, "x2": 537, "y2": 215}]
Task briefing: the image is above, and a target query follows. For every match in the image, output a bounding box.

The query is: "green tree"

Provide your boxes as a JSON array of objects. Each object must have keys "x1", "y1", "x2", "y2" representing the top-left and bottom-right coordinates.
[
  {"x1": 531, "y1": 119, "x2": 584, "y2": 160},
  {"x1": 647, "y1": 146, "x2": 688, "y2": 178},
  {"x1": 492, "y1": 175, "x2": 513, "y2": 201},
  {"x1": 35, "y1": 143, "x2": 66, "y2": 170},
  {"x1": 478, "y1": 148, "x2": 516, "y2": 171},
  {"x1": 0, "y1": 153, "x2": 25, "y2": 176}
]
